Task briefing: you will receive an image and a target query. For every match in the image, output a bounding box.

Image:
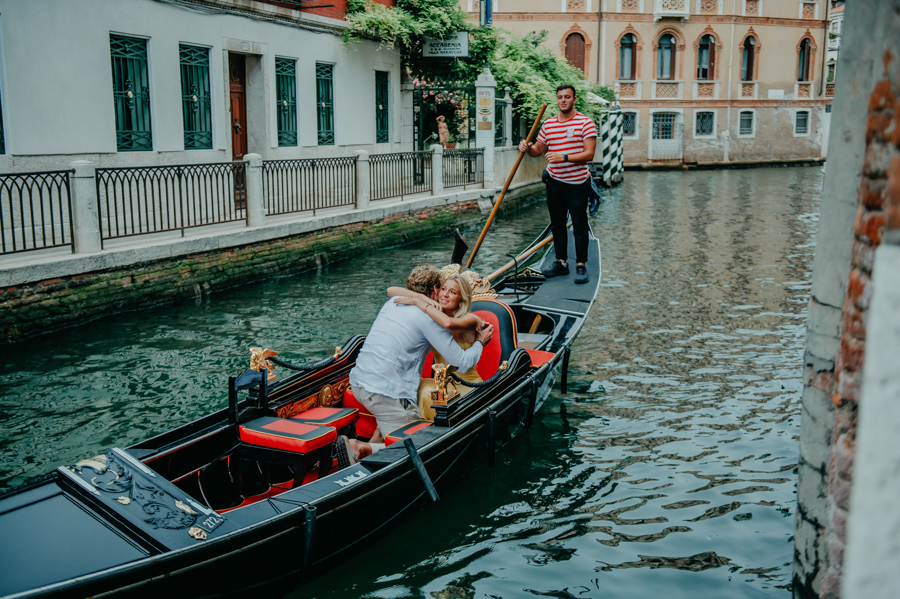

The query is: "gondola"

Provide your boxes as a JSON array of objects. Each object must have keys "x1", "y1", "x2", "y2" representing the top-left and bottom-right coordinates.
[{"x1": 0, "y1": 221, "x2": 600, "y2": 598}]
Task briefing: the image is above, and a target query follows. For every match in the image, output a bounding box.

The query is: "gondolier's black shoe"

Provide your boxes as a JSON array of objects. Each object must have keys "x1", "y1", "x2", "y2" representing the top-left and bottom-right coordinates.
[
  {"x1": 575, "y1": 265, "x2": 588, "y2": 284},
  {"x1": 336, "y1": 436, "x2": 358, "y2": 469},
  {"x1": 542, "y1": 260, "x2": 569, "y2": 278}
]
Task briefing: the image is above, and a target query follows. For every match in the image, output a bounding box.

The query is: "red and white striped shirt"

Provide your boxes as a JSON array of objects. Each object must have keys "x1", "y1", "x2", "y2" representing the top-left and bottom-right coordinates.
[{"x1": 537, "y1": 112, "x2": 597, "y2": 184}]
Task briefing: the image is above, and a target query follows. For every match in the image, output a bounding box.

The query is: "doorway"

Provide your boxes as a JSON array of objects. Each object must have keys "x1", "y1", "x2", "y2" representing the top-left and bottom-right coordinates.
[{"x1": 228, "y1": 53, "x2": 248, "y2": 207}]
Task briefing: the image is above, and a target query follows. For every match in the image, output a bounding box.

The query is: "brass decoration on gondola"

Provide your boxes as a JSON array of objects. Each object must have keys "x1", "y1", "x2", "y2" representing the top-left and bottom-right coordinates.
[
  {"x1": 275, "y1": 379, "x2": 350, "y2": 418},
  {"x1": 249, "y1": 347, "x2": 278, "y2": 382},
  {"x1": 500, "y1": 361, "x2": 509, "y2": 371},
  {"x1": 333, "y1": 346, "x2": 342, "y2": 359},
  {"x1": 188, "y1": 526, "x2": 208, "y2": 540},
  {"x1": 117, "y1": 496, "x2": 131, "y2": 505},
  {"x1": 430, "y1": 363, "x2": 459, "y2": 405}
]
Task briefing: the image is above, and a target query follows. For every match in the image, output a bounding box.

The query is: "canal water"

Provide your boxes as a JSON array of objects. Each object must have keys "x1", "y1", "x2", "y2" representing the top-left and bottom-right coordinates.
[{"x1": 0, "y1": 166, "x2": 822, "y2": 598}]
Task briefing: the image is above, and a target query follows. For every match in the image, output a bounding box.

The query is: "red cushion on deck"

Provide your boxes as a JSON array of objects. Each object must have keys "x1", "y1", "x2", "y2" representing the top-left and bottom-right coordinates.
[
  {"x1": 239, "y1": 417, "x2": 336, "y2": 453},
  {"x1": 385, "y1": 420, "x2": 433, "y2": 446},
  {"x1": 472, "y1": 300, "x2": 518, "y2": 380},
  {"x1": 525, "y1": 348, "x2": 554, "y2": 368},
  {"x1": 343, "y1": 387, "x2": 377, "y2": 439},
  {"x1": 290, "y1": 406, "x2": 358, "y2": 431},
  {"x1": 421, "y1": 352, "x2": 434, "y2": 378}
]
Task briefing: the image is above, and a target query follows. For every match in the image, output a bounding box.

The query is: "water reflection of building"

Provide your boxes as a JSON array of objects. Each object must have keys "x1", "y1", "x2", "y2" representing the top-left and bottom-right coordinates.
[{"x1": 463, "y1": 0, "x2": 833, "y2": 166}]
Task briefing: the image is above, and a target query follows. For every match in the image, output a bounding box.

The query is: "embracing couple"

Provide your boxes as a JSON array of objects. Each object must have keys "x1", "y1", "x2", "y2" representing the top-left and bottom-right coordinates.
[{"x1": 341, "y1": 265, "x2": 493, "y2": 464}]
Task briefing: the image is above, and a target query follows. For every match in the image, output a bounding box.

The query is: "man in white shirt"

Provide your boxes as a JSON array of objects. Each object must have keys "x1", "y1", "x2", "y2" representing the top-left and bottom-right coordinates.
[{"x1": 345, "y1": 265, "x2": 493, "y2": 460}]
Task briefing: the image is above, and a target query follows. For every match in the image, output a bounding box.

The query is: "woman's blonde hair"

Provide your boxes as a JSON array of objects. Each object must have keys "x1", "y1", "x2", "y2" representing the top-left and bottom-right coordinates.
[{"x1": 443, "y1": 274, "x2": 472, "y2": 318}]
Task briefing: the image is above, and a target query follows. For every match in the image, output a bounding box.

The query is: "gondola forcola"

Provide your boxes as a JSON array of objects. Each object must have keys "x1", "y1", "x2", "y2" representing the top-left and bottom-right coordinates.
[{"x1": 0, "y1": 118, "x2": 600, "y2": 599}]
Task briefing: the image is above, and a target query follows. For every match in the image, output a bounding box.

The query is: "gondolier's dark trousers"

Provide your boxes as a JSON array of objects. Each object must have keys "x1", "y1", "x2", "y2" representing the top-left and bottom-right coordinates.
[{"x1": 546, "y1": 176, "x2": 590, "y2": 264}]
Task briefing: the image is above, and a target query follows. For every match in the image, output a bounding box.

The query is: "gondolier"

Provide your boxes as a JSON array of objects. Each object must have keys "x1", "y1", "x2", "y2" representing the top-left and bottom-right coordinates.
[{"x1": 519, "y1": 84, "x2": 597, "y2": 284}]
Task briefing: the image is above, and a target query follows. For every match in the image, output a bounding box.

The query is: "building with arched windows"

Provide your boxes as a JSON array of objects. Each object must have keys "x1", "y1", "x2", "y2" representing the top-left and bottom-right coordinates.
[{"x1": 464, "y1": 0, "x2": 833, "y2": 166}]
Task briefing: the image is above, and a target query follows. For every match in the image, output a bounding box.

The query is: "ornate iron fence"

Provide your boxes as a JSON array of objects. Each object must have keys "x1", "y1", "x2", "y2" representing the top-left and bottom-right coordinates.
[
  {"x1": 369, "y1": 151, "x2": 433, "y2": 201},
  {"x1": 0, "y1": 170, "x2": 74, "y2": 255},
  {"x1": 443, "y1": 148, "x2": 484, "y2": 190},
  {"x1": 95, "y1": 162, "x2": 246, "y2": 246},
  {"x1": 263, "y1": 156, "x2": 356, "y2": 215}
]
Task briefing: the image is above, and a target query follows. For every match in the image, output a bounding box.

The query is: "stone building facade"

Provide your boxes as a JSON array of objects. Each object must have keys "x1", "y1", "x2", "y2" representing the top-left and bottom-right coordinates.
[
  {"x1": 465, "y1": 0, "x2": 833, "y2": 165},
  {"x1": 0, "y1": 0, "x2": 403, "y2": 174}
]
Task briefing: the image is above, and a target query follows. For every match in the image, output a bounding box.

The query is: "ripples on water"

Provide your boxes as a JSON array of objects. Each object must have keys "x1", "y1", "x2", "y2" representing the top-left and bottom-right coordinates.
[{"x1": 0, "y1": 167, "x2": 821, "y2": 598}]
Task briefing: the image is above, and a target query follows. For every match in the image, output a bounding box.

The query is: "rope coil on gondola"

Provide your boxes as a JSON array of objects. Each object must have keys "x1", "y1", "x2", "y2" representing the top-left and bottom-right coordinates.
[
  {"x1": 258, "y1": 345, "x2": 344, "y2": 372},
  {"x1": 447, "y1": 361, "x2": 508, "y2": 388},
  {"x1": 269, "y1": 354, "x2": 337, "y2": 372}
]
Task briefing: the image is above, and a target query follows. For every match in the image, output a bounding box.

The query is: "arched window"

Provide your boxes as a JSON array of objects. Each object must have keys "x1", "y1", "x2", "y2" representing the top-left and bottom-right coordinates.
[
  {"x1": 657, "y1": 34, "x2": 675, "y2": 80},
  {"x1": 798, "y1": 38, "x2": 811, "y2": 81},
  {"x1": 619, "y1": 34, "x2": 636, "y2": 80},
  {"x1": 566, "y1": 33, "x2": 586, "y2": 74},
  {"x1": 741, "y1": 36, "x2": 756, "y2": 81},
  {"x1": 697, "y1": 34, "x2": 716, "y2": 80}
]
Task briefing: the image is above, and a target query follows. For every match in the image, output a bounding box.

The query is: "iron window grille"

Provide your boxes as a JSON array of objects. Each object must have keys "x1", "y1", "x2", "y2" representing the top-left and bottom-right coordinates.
[
  {"x1": 652, "y1": 113, "x2": 676, "y2": 140},
  {"x1": 739, "y1": 111, "x2": 754, "y2": 135},
  {"x1": 316, "y1": 63, "x2": 335, "y2": 145},
  {"x1": 622, "y1": 112, "x2": 637, "y2": 137},
  {"x1": 276, "y1": 58, "x2": 298, "y2": 147},
  {"x1": 110, "y1": 35, "x2": 153, "y2": 151},
  {"x1": 795, "y1": 111, "x2": 809, "y2": 135},
  {"x1": 179, "y1": 44, "x2": 212, "y2": 150},
  {"x1": 696, "y1": 111, "x2": 715, "y2": 136},
  {"x1": 375, "y1": 71, "x2": 389, "y2": 143}
]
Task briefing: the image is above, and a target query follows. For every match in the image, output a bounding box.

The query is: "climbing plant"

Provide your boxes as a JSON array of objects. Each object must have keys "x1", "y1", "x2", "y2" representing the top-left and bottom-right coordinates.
[{"x1": 344, "y1": 1, "x2": 616, "y2": 123}]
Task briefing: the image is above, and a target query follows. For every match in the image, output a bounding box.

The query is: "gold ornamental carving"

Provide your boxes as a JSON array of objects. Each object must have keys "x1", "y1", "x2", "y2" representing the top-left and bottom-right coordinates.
[
  {"x1": 249, "y1": 347, "x2": 278, "y2": 382},
  {"x1": 430, "y1": 363, "x2": 459, "y2": 406},
  {"x1": 274, "y1": 379, "x2": 350, "y2": 419}
]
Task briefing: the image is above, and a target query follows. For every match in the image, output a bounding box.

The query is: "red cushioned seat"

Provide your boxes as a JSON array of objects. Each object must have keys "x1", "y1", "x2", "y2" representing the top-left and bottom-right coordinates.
[
  {"x1": 471, "y1": 299, "x2": 518, "y2": 380},
  {"x1": 524, "y1": 348, "x2": 554, "y2": 368},
  {"x1": 239, "y1": 417, "x2": 336, "y2": 453},
  {"x1": 290, "y1": 406, "x2": 358, "y2": 431},
  {"x1": 343, "y1": 387, "x2": 377, "y2": 439},
  {"x1": 385, "y1": 419, "x2": 433, "y2": 446}
]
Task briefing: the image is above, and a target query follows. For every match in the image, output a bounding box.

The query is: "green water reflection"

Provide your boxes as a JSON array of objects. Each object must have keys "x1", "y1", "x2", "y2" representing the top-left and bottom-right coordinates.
[{"x1": 0, "y1": 166, "x2": 822, "y2": 598}]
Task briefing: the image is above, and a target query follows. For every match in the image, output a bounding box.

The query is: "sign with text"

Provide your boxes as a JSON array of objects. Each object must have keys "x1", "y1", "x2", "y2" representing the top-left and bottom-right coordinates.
[{"x1": 423, "y1": 32, "x2": 469, "y2": 58}]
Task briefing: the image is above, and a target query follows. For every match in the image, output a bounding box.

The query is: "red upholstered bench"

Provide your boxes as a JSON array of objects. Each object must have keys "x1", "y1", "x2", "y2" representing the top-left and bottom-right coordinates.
[
  {"x1": 342, "y1": 388, "x2": 377, "y2": 439},
  {"x1": 290, "y1": 406, "x2": 358, "y2": 432},
  {"x1": 385, "y1": 420, "x2": 433, "y2": 446},
  {"x1": 239, "y1": 417, "x2": 336, "y2": 453}
]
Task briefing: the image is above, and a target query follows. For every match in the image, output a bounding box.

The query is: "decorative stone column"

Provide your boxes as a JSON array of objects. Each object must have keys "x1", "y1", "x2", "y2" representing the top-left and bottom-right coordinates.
[
  {"x1": 502, "y1": 86, "x2": 513, "y2": 147},
  {"x1": 69, "y1": 160, "x2": 101, "y2": 253},
  {"x1": 244, "y1": 153, "x2": 266, "y2": 228},
  {"x1": 474, "y1": 67, "x2": 496, "y2": 184},
  {"x1": 430, "y1": 144, "x2": 444, "y2": 196},
  {"x1": 355, "y1": 150, "x2": 370, "y2": 210}
]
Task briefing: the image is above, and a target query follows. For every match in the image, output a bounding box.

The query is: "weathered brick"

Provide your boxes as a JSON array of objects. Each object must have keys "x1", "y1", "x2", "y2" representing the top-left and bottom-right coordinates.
[
  {"x1": 841, "y1": 301, "x2": 866, "y2": 341},
  {"x1": 846, "y1": 269, "x2": 872, "y2": 311},
  {"x1": 887, "y1": 154, "x2": 900, "y2": 230},
  {"x1": 836, "y1": 370, "x2": 862, "y2": 402},
  {"x1": 838, "y1": 335, "x2": 866, "y2": 374},
  {"x1": 829, "y1": 471, "x2": 852, "y2": 512},
  {"x1": 854, "y1": 209, "x2": 885, "y2": 245},
  {"x1": 832, "y1": 434, "x2": 855, "y2": 482},
  {"x1": 851, "y1": 238, "x2": 876, "y2": 273}
]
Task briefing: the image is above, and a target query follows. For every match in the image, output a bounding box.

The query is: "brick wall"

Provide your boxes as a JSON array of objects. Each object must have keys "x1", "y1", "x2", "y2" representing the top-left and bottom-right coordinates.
[
  {"x1": 814, "y1": 13, "x2": 896, "y2": 599},
  {"x1": 0, "y1": 200, "x2": 479, "y2": 343}
]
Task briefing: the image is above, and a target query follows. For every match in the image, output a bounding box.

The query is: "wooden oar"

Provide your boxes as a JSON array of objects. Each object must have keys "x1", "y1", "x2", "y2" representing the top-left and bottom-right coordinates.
[
  {"x1": 485, "y1": 222, "x2": 572, "y2": 282},
  {"x1": 465, "y1": 103, "x2": 548, "y2": 268}
]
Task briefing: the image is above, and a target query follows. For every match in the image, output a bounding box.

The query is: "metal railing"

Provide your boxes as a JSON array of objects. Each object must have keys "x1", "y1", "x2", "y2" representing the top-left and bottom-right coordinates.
[
  {"x1": 263, "y1": 156, "x2": 356, "y2": 216},
  {"x1": 95, "y1": 162, "x2": 246, "y2": 246},
  {"x1": 369, "y1": 151, "x2": 433, "y2": 201},
  {"x1": 443, "y1": 148, "x2": 484, "y2": 190},
  {"x1": 0, "y1": 170, "x2": 74, "y2": 255}
]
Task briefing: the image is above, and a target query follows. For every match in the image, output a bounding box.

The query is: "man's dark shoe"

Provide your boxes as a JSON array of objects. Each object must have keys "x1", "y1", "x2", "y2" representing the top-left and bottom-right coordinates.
[
  {"x1": 574, "y1": 264, "x2": 589, "y2": 284},
  {"x1": 542, "y1": 260, "x2": 569, "y2": 278}
]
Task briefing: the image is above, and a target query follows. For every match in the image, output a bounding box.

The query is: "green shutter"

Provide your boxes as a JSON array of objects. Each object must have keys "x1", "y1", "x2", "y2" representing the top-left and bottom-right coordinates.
[
  {"x1": 276, "y1": 58, "x2": 298, "y2": 147},
  {"x1": 179, "y1": 44, "x2": 212, "y2": 150},
  {"x1": 110, "y1": 35, "x2": 152, "y2": 151},
  {"x1": 316, "y1": 63, "x2": 334, "y2": 145},
  {"x1": 375, "y1": 71, "x2": 389, "y2": 143}
]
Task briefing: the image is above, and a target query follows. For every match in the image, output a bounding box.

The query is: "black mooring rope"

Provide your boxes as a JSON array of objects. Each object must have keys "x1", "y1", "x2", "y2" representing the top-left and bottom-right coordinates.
[{"x1": 269, "y1": 355, "x2": 338, "y2": 372}]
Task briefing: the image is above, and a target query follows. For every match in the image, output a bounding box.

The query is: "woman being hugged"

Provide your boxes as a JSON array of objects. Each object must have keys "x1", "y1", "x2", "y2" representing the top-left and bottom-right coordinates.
[{"x1": 389, "y1": 273, "x2": 483, "y2": 419}]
